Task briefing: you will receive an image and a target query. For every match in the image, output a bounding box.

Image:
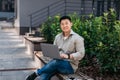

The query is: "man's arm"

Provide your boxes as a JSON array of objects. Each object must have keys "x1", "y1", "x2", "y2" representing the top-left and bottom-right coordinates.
[{"x1": 71, "y1": 37, "x2": 85, "y2": 60}]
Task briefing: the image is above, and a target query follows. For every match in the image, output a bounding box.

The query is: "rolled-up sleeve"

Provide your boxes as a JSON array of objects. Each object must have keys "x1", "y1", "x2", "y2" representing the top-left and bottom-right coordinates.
[{"x1": 71, "y1": 37, "x2": 85, "y2": 60}]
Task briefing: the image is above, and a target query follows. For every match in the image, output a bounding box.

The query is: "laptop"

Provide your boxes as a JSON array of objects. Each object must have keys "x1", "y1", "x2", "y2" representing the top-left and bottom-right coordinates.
[{"x1": 40, "y1": 43, "x2": 61, "y2": 59}]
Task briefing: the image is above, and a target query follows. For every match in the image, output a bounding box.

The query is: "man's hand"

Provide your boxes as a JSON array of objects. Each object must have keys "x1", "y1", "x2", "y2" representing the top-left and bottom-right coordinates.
[
  {"x1": 70, "y1": 54, "x2": 74, "y2": 59},
  {"x1": 60, "y1": 53, "x2": 68, "y2": 59},
  {"x1": 60, "y1": 53, "x2": 74, "y2": 59}
]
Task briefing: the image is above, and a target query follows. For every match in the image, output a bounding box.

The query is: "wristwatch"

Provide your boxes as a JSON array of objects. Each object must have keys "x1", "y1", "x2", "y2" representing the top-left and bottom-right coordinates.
[{"x1": 68, "y1": 54, "x2": 70, "y2": 59}]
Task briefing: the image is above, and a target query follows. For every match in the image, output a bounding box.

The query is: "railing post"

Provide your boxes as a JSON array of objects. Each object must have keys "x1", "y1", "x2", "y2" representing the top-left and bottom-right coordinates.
[
  {"x1": 29, "y1": 15, "x2": 32, "y2": 33},
  {"x1": 48, "y1": 6, "x2": 50, "y2": 18},
  {"x1": 81, "y1": 0, "x2": 85, "y2": 15},
  {"x1": 64, "y1": 0, "x2": 67, "y2": 15},
  {"x1": 92, "y1": 0, "x2": 95, "y2": 15}
]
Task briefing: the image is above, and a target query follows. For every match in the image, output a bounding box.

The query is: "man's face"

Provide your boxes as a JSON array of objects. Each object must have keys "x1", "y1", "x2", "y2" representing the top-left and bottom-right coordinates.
[{"x1": 60, "y1": 19, "x2": 72, "y2": 33}]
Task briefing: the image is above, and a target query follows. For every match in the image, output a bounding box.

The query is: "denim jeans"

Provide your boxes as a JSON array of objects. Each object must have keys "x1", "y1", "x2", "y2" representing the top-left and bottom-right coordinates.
[{"x1": 37, "y1": 59, "x2": 74, "y2": 80}]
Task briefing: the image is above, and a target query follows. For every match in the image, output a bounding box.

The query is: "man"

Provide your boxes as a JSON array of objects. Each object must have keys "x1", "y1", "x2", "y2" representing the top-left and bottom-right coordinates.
[{"x1": 26, "y1": 16, "x2": 85, "y2": 80}]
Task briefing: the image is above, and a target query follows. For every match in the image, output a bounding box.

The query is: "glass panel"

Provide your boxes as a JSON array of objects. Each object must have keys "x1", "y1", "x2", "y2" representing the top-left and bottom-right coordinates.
[{"x1": 0, "y1": 0, "x2": 14, "y2": 12}]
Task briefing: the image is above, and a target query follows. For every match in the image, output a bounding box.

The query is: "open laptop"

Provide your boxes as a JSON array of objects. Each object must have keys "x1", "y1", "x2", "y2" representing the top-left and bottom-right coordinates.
[{"x1": 40, "y1": 43, "x2": 61, "y2": 59}]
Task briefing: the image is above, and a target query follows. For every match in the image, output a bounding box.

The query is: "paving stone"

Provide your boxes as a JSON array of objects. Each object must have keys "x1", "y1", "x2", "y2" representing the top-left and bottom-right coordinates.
[{"x1": 0, "y1": 70, "x2": 35, "y2": 80}]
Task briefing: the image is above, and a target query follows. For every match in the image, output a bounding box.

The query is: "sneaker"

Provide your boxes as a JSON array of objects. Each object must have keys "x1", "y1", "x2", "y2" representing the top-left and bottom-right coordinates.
[{"x1": 26, "y1": 72, "x2": 37, "y2": 80}]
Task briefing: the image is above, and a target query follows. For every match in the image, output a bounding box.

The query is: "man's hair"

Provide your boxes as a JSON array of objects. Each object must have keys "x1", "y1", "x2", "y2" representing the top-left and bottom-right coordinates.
[{"x1": 59, "y1": 16, "x2": 71, "y2": 23}]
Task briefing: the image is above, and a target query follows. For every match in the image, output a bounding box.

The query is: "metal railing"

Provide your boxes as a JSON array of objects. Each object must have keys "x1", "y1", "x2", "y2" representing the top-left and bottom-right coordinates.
[
  {"x1": 29, "y1": 0, "x2": 120, "y2": 33},
  {"x1": 29, "y1": 0, "x2": 83, "y2": 33}
]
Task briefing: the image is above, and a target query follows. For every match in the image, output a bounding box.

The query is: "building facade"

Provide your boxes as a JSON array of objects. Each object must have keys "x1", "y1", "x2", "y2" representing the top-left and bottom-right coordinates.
[{"x1": 0, "y1": 0, "x2": 119, "y2": 35}]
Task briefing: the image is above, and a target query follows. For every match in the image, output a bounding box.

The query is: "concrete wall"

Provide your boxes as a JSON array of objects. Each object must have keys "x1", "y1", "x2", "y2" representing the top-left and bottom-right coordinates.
[
  {"x1": 14, "y1": 0, "x2": 60, "y2": 35},
  {"x1": 14, "y1": 0, "x2": 20, "y2": 28}
]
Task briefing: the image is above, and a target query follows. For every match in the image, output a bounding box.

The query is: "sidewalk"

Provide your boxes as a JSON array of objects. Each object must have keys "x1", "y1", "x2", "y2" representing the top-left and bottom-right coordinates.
[{"x1": 0, "y1": 28, "x2": 39, "y2": 80}]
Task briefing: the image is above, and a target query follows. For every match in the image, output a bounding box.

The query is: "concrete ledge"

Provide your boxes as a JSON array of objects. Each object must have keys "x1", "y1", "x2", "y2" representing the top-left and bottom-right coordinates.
[{"x1": 24, "y1": 36, "x2": 46, "y2": 59}]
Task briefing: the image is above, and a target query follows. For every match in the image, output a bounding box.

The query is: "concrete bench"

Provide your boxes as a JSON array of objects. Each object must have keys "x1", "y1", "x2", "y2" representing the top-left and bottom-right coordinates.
[
  {"x1": 24, "y1": 36, "x2": 46, "y2": 59},
  {"x1": 34, "y1": 51, "x2": 94, "y2": 80}
]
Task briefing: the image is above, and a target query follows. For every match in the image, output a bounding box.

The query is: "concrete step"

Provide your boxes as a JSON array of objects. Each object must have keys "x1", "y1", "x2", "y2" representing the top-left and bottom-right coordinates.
[
  {"x1": 0, "y1": 28, "x2": 41, "y2": 80},
  {"x1": 0, "y1": 21, "x2": 13, "y2": 28},
  {"x1": 0, "y1": 70, "x2": 35, "y2": 80}
]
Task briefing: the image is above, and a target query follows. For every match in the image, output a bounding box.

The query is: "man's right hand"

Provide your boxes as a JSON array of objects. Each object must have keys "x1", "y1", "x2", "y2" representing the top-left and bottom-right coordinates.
[{"x1": 60, "y1": 53, "x2": 68, "y2": 59}]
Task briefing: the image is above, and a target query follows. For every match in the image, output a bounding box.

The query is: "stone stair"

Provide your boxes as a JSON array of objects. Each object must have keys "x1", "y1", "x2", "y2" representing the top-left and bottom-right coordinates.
[{"x1": 0, "y1": 28, "x2": 39, "y2": 80}]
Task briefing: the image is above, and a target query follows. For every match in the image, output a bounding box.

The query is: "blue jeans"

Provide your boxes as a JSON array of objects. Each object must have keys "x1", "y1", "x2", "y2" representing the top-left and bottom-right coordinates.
[{"x1": 37, "y1": 59, "x2": 74, "y2": 80}]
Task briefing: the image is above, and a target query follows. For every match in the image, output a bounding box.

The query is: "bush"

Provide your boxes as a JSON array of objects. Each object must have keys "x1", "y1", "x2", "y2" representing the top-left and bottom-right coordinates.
[
  {"x1": 41, "y1": 15, "x2": 61, "y2": 43},
  {"x1": 41, "y1": 9, "x2": 120, "y2": 74}
]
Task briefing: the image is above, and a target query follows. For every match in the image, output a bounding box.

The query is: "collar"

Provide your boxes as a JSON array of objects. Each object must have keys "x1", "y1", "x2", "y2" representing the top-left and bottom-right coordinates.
[{"x1": 70, "y1": 29, "x2": 76, "y2": 35}]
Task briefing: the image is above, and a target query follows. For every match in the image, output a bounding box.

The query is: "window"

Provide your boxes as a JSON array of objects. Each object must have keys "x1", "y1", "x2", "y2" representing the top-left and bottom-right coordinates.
[{"x1": 0, "y1": 0, "x2": 14, "y2": 12}]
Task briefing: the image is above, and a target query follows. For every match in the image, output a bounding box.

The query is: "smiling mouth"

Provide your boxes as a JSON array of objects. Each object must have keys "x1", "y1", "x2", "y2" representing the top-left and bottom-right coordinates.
[{"x1": 63, "y1": 27, "x2": 68, "y2": 29}]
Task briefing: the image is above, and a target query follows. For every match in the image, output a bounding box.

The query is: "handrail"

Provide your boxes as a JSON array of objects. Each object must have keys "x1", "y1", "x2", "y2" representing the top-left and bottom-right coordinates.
[
  {"x1": 29, "y1": 0, "x2": 66, "y2": 33},
  {"x1": 29, "y1": 0, "x2": 63, "y2": 16},
  {"x1": 29, "y1": 0, "x2": 117, "y2": 33}
]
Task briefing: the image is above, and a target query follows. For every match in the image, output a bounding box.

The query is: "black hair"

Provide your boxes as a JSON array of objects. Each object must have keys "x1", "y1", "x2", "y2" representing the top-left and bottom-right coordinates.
[{"x1": 59, "y1": 16, "x2": 71, "y2": 23}]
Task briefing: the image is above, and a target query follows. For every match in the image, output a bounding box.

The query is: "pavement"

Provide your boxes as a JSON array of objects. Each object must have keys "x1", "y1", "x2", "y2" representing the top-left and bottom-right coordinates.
[{"x1": 0, "y1": 28, "x2": 40, "y2": 80}]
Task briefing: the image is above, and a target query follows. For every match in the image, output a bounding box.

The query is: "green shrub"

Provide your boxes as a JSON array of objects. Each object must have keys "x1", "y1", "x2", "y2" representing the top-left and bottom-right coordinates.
[
  {"x1": 41, "y1": 9, "x2": 120, "y2": 74},
  {"x1": 41, "y1": 15, "x2": 61, "y2": 43}
]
